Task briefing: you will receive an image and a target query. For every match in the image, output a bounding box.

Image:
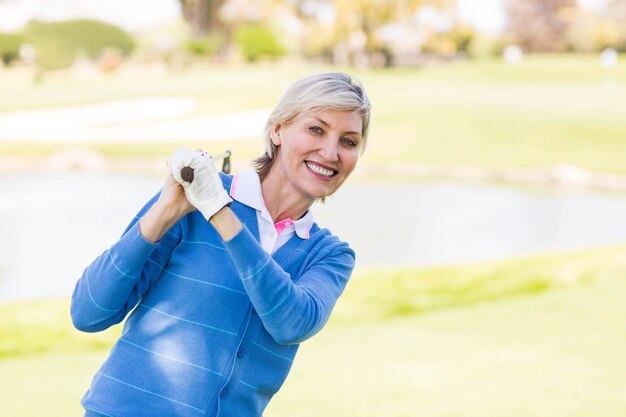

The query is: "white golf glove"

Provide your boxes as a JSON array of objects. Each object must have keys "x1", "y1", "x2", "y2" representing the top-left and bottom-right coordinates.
[{"x1": 169, "y1": 148, "x2": 233, "y2": 220}]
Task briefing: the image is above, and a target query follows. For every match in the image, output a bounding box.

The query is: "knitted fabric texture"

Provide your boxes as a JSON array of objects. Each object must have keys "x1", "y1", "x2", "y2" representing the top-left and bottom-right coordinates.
[{"x1": 72, "y1": 173, "x2": 355, "y2": 417}]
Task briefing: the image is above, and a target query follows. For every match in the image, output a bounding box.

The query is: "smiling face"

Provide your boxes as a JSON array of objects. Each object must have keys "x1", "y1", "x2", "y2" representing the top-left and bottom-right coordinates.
[{"x1": 268, "y1": 109, "x2": 363, "y2": 203}]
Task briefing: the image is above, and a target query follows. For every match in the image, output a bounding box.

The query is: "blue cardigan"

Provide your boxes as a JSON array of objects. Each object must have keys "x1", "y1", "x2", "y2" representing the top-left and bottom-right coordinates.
[{"x1": 71, "y1": 174, "x2": 355, "y2": 417}]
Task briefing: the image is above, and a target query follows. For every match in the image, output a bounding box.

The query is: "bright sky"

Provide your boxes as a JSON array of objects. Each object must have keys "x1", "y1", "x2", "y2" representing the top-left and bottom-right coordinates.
[
  {"x1": 456, "y1": 0, "x2": 506, "y2": 34},
  {"x1": 0, "y1": 0, "x2": 607, "y2": 34}
]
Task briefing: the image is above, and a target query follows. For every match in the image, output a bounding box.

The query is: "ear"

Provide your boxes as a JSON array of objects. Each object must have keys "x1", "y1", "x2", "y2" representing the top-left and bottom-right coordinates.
[{"x1": 270, "y1": 125, "x2": 282, "y2": 146}]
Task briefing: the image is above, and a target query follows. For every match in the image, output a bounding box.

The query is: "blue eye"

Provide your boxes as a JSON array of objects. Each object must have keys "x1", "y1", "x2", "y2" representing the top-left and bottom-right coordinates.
[
  {"x1": 341, "y1": 137, "x2": 358, "y2": 147},
  {"x1": 309, "y1": 125, "x2": 324, "y2": 135}
]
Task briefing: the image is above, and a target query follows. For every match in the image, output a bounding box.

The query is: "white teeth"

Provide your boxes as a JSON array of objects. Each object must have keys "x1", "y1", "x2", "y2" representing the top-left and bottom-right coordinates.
[{"x1": 306, "y1": 162, "x2": 335, "y2": 177}]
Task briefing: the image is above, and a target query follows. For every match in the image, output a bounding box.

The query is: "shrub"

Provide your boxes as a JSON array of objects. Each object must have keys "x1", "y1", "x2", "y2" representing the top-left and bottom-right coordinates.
[
  {"x1": 24, "y1": 19, "x2": 135, "y2": 70},
  {"x1": 234, "y1": 23, "x2": 286, "y2": 62},
  {"x1": 184, "y1": 33, "x2": 224, "y2": 57},
  {"x1": 30, "y1": 37, "x2": 77, "y2": 71},
  {"x1": 0, "y1": 32, "x2": 25, "y2": 66},
  {"x1": 448, "y1": 24, "x2": 476, "y2": 55},
  {"x1": 422, "y1": 25, "x2": 476, "y2": 58}
]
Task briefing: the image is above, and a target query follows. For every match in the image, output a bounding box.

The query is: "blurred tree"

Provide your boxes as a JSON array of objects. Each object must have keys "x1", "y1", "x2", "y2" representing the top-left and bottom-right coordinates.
[
  {"x1": 234, "y1": 23, "x2": 287, "y2": 61},
  {"x1": 0, "y1": 32, "x2": 24, "y2": 66},
  {"x1": 422, "y1": 23, "x2": 475, "y2": 57},
  {"x1": 606, "y1": 0, "x2": 626, "y2": 50},
  {"x1": 219, "y1": 0, "x2": 294, "y2": 60},
  {"x1": 295, "y1": 0, "x2": 455, "y2": 65},
  {"x1": 180, "y1": 0, "x2": 228, "y2": 36},
  {"x1": 564, "y1": 0, "x2": 626, "y2": 52},
  {"x1": 504, "y1": 0, "x2": 578, "y2": 52},
  {"x1": 184, "y1": 34, "x2": 224, "y2": 56},
  {"x1": 334, "y1": 0, "x2": 453, "y2": 49},
  {"x1": 176, "y1": 0, "x2": 459, "y2": 64},
  {"x1": 24, "y1": 19, "x2": 135, "y2": 71}
]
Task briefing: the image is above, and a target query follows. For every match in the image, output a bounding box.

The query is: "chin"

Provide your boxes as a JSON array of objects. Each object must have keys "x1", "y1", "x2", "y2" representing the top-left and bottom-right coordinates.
[
  {"x1": 301, "y1": 173, "x2": 347, "y2": 199},
  {"x1": 309, "y1": 185, "x2": 340, "y2": 200}
]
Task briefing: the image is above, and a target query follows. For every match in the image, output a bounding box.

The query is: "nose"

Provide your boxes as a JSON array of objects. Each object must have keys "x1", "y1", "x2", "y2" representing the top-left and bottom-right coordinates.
[{"x1": 319, "y1": 137, "x2": 339, "y2": 162}]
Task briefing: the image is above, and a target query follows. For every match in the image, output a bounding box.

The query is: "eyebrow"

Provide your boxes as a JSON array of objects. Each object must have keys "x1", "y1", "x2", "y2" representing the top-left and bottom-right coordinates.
[{"x1": 312, "y1": 116, "x2": 362, "y2": 138}]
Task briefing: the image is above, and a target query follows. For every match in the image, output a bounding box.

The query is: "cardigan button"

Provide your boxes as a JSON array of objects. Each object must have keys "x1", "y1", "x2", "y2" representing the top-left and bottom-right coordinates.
[
  {"x1": 237, "y1": 347, "x2": 246, "y2": 358},
  {"x1": 220, "y1": 389, "x2": 229, "y2": 398}
]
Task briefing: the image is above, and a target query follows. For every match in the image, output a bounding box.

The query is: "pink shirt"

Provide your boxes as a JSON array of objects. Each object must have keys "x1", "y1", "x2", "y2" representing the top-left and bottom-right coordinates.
[{"x1": 229, "y1": 169, "x2": 314, "y2": 254}]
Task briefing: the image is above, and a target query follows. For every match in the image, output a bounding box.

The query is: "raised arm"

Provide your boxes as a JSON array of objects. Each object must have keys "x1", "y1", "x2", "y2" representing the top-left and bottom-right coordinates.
[
  {"x1": 213, "y1": 208, "x2": 354, "y2": 345},
  {"x1": 168, "y1": 148, "x2": 355, "y2": 345},
  {"x1": 70, "y1": 175, "x2": 192, "y2": 332}
]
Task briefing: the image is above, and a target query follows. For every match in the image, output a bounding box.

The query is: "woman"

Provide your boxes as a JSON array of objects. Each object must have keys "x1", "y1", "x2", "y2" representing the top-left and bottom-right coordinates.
[{"x1": 71, "y1": 72, "x2": 371, "y2": 417}]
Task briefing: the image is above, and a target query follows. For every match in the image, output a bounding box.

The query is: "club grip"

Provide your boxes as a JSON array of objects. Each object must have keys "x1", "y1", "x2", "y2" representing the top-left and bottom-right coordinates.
[
  {"x1": 222, "y1": 150, "x2": 231, "y2": 174},
  {"x1": 179, "y1": 149, "x2": 231, "y2": 182},
  {"x1": 181, "y1": 166, "x2": 194, "y2": 183}
]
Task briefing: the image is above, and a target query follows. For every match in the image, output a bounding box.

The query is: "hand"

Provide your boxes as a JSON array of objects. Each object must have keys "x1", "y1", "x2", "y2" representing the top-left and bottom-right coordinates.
[
  {"x1": 138, "y1": 175, "x2": 193, "y2": 243},
  {"x1": 168, "y1": 148, "x2": 233, "y2": 221},
  {"x1": 156, "y1": 174, "x2": 195, "y2": 217}
]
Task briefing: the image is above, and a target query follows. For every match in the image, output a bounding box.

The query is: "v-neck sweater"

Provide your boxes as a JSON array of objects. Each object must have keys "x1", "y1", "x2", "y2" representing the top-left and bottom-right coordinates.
[
  {"x1": 71, "y1": 173, "x2": 355, "y2": 417},
  {"x1": 228, "y1": 168, "x2": 314, "y2": 254}
]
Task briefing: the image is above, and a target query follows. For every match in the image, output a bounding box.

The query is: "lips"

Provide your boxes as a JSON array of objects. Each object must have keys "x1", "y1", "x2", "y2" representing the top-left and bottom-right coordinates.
[{"x1": 305, "y1": 161, "x2": 337, "y2": 178}]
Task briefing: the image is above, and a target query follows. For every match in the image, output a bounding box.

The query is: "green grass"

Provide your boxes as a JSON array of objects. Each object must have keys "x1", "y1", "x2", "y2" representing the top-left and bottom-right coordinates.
[
  {"x1": 0, "y1": 299, "x2": 120, "y2": 359},
  {"x1": 1, "y1": 245, "x2": 626, "y2": 416},
  {"x1": 1, "y1": 55, "x2": 626, "y2": 174},
  {"x1": 267, "y1": 276, "x2": 626, "y2": 417},
  {"x1": 332, "y1": 245, "x2": 626, "y2": 324}
]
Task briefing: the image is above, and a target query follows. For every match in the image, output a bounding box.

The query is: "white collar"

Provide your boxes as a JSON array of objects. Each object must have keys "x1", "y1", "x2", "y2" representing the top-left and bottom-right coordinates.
[{"x1": 230, "y1": 169, "x2": 314, "y2": 239}]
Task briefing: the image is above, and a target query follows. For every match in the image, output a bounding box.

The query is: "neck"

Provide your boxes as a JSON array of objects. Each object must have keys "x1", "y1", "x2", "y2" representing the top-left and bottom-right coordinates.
[{"x1": 261, "y1": 167, "x2": 313, "y2": 222}]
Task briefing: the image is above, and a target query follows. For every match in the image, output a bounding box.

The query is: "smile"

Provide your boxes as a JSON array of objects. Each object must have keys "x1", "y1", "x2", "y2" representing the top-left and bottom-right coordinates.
[{"x1": 305, "y1": 161, "x2": 337, "y2": 178}]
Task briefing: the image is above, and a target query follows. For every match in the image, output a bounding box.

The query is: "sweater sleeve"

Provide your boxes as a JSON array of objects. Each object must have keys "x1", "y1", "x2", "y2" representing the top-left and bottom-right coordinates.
[
  {"x1": 223, "y1": 226, "x2": 355, "y2": 345},
  {"x1": 70, "y1": 193, "x2": 182, "y2": 332}
]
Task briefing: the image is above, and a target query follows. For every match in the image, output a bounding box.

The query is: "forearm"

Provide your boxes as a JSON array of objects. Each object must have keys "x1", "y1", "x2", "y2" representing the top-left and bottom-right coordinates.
[
  {"x1": 71, "y1": 191, "x2": 183, "y2": 332},
  {"x1": 71, "y1": 223, "x2": 157, "y2": 331},
  {"x1": 139, "y1": 200, "x2": 188, "y2": 243},
  {"x1": 209, "y1": 206, "x2": 243, "y2": 242},
  {"x1": 222, "y1": 226, "x2": 354, "y2": 345}
]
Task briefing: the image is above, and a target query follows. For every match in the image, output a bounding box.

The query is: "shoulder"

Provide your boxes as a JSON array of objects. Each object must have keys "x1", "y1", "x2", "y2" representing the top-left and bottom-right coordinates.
[
  {"x1": 307, "y1": 223, "x2": 355, "y2": 260},
  {"x1": 295, "y1": 225, "x2": 356, "y2": 279}
]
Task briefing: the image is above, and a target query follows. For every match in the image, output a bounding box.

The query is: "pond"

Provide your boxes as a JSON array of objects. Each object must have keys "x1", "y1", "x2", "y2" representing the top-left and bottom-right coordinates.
[{"x1": 1, "y1": 172, "x2": 626, "y2": 303}]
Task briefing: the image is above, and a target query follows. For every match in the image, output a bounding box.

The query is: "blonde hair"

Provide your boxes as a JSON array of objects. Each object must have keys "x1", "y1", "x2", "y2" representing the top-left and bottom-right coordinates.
[{"x1": 254, "y1": 72, "x2": 371, "y2": 180}]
